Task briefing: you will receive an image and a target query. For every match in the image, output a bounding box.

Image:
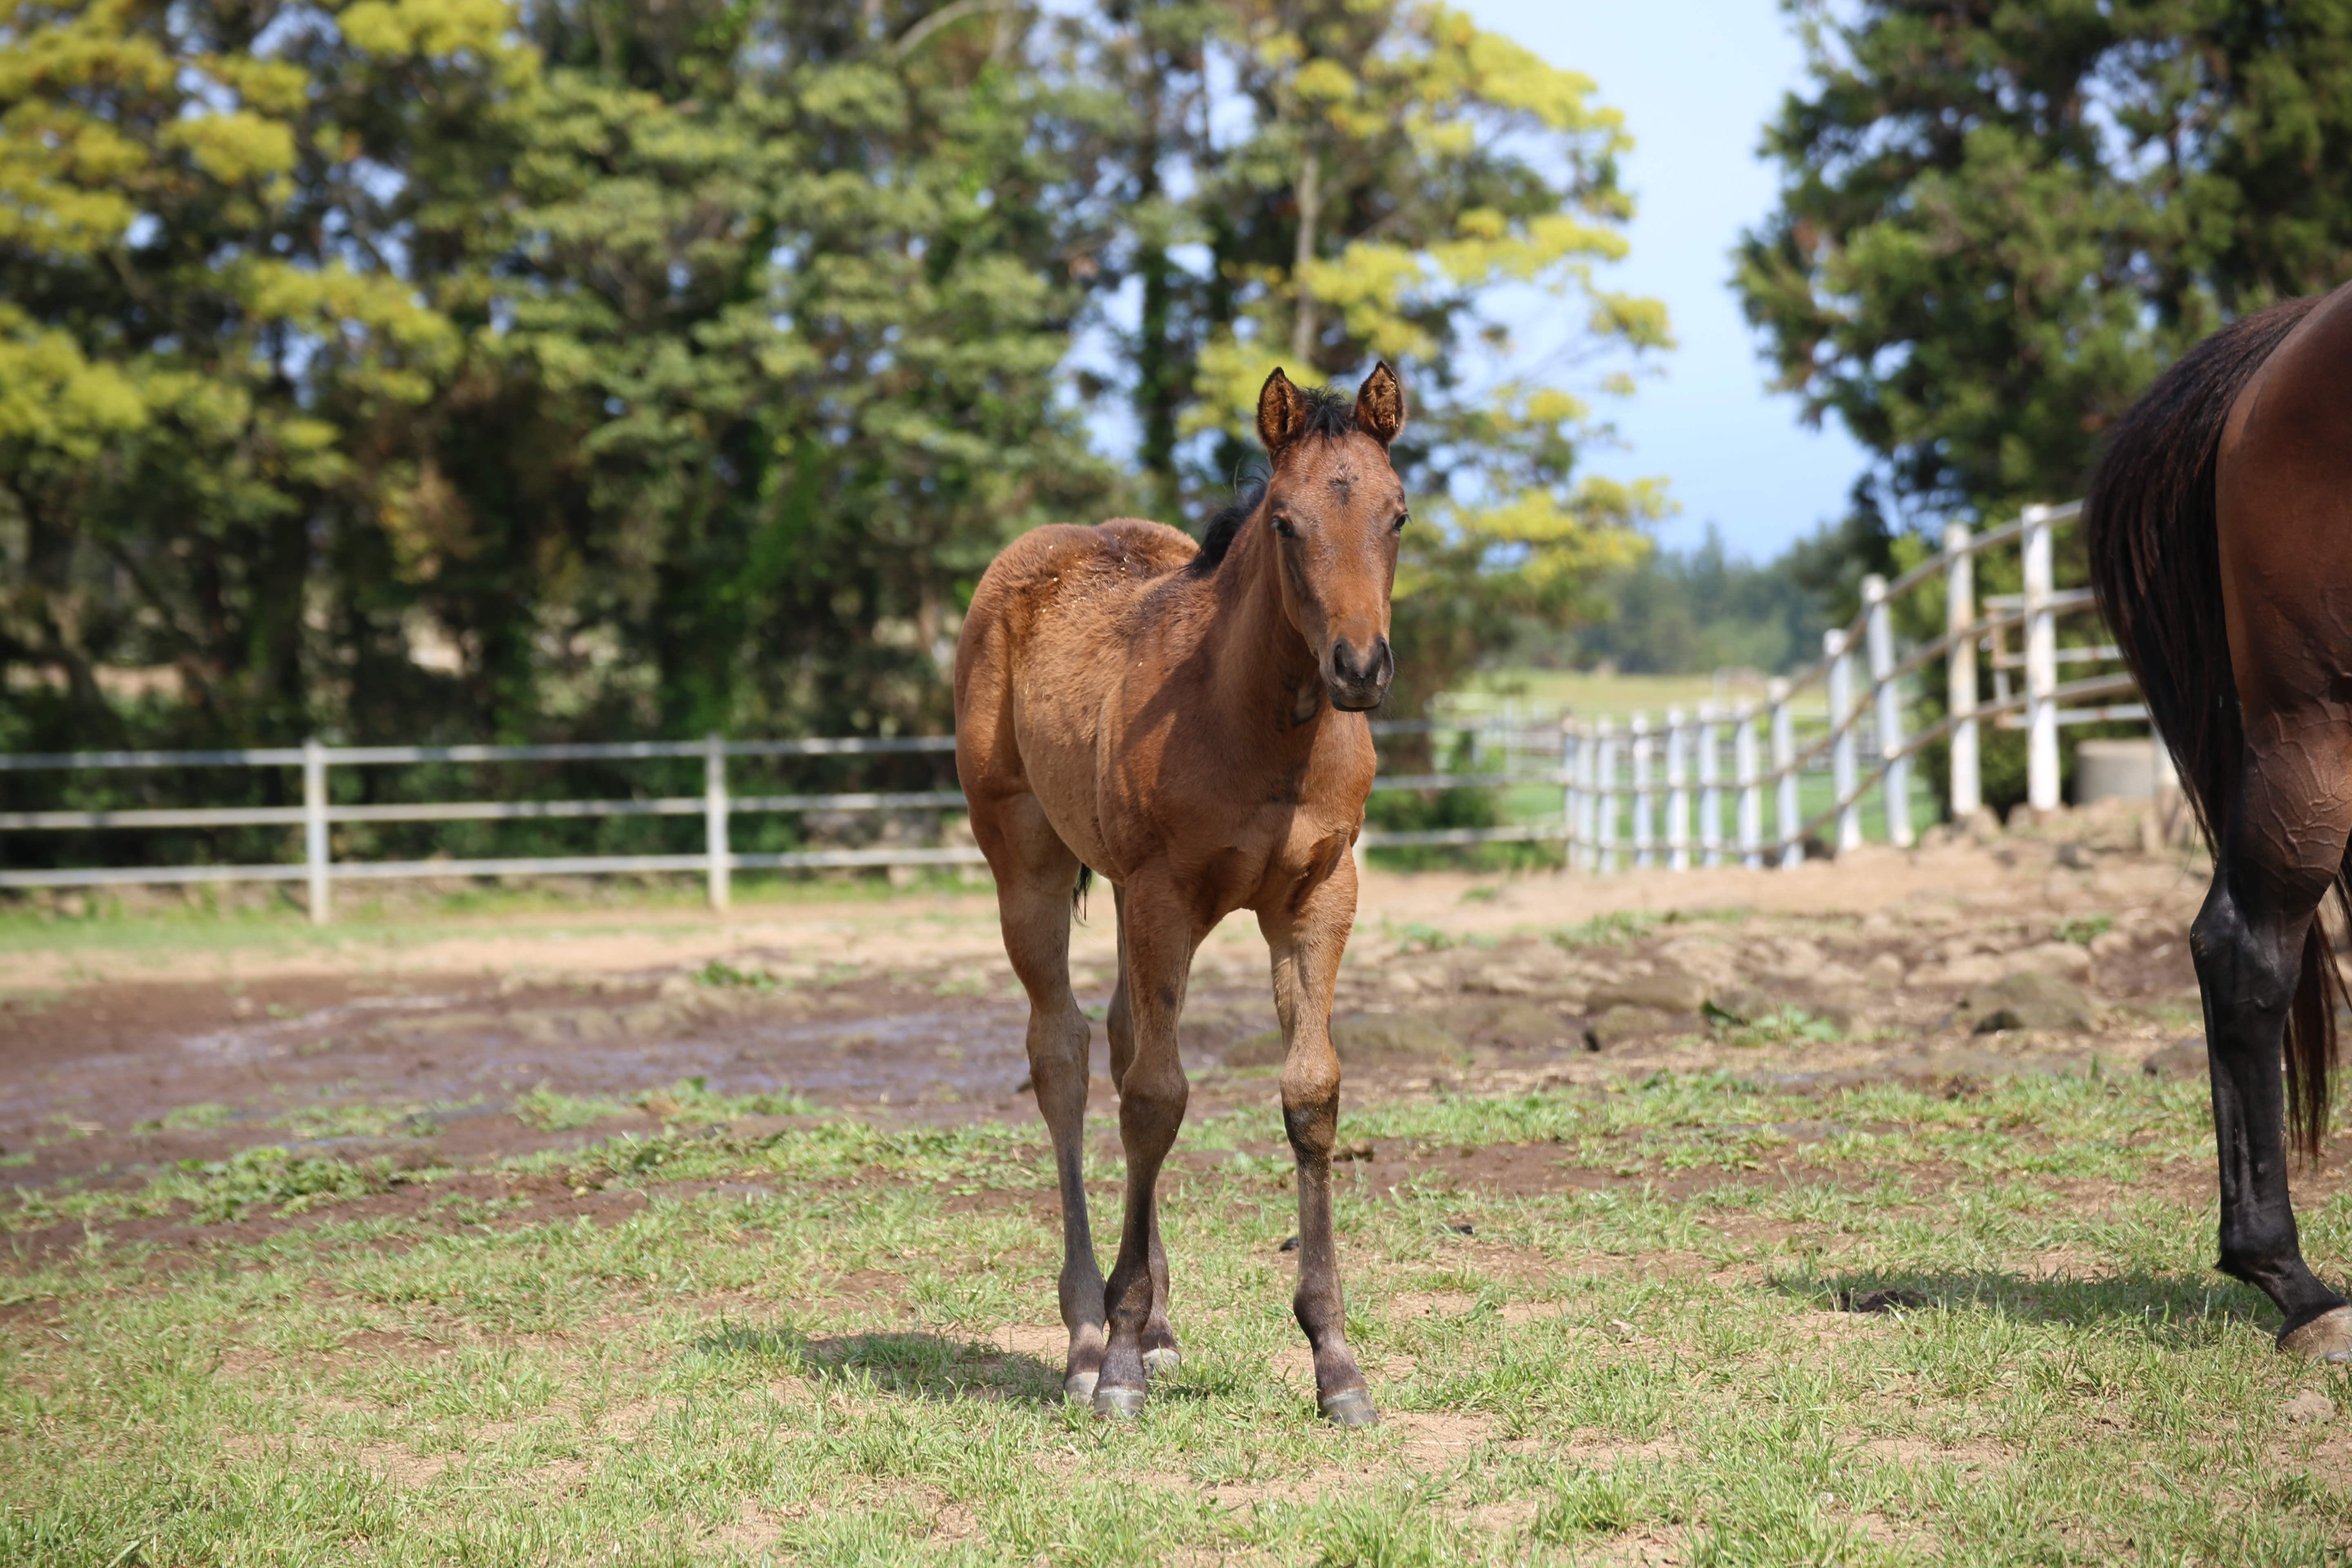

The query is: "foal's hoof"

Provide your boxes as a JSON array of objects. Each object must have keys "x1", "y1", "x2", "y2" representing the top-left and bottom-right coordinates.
[
  {"x1": 1063, "y1": 1370, "x2": 1100, "y2": 1403},
  {"x1": 1142, "y1": 1347, "x2": 1182, "y2": 1378},
  {"x1": 2279, "y1": 1306, "x2": 2352, "y2": 1363},
  {"x1": 1319, "y1": 1389, "x2": 1380, "y2": 1429},
  {"x1": 1092, "y1": 1384, "x2": 1147, "y2": 1420}
]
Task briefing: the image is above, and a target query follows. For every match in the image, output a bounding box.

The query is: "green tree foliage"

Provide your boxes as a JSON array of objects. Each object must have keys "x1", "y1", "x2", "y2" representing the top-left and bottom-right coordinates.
[
  {"x1": 1, "y1": 0, "x2": 1661, "y2": 814},
  {"x1": 1737, "y1": 0, "x2": 2352, "y2": 523},
  {"x1": 0, "y1": 0, "x2": 495, "y2": 746},
  {"x1": 1, "y1": 0, "x2": 1111, "y2": 765}
]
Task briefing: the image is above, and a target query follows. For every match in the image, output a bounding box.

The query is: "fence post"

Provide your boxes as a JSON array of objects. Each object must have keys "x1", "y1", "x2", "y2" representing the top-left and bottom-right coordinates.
[
  {"x1": 1770, "y1": 678, "x2": 1800, "y2": 867},
  {"x1": 1665, "y1": 708, "x2": 1689, "y2": 872},
  {"x1": 303, "y1": 737, "x2": 330, "y2": 926},
  {"x1": 2023, "y1": 502, "x2": 2060, "y2": 813},
  {"x1": 1735, "y1": 702, "x2": 1761, "y2": 869},
  {"x1": 1596, "y1": 718, "x2": 1619, "y2": 874},
  {"x1": 1630, "y1": 713, "x2": 1653, "y2": 868},
  {"x1": 1580, "y1": 719, "x2": 1599, "y2": 870},
  {"x1": 1697, "y1": 702, "x2": 1723, "y2": 867},
  {"x1": 1559, "y1": 721, "x2": 1579, "y2": 872},
  {"x1": 704, "y1": 731, "x2": 731, "y2": 912},
  {"x1": 1862, "y1": 573, "x2": 1914, "y2": 849},
  {"x1": 1828, "y1": 629, "x2": 1861, "y2": 852},
  {"x1": 1945, "y1": 521, "x2": 1980, "y2": 820}
]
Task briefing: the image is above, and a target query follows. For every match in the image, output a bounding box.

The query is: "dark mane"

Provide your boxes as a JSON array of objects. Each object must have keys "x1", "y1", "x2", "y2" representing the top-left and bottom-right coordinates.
[
  {"x1": 1188, "y1": 477, "x2": 1265, "y2": 576},
  {"x1": 1186, "y1": 386, "x2": 1359, "y2": 577}
]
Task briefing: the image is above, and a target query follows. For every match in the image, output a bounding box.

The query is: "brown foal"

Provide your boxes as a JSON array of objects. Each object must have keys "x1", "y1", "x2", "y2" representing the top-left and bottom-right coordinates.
[{"x1": 953, "y1": 364, "x2": 1408, "y2": 1424}]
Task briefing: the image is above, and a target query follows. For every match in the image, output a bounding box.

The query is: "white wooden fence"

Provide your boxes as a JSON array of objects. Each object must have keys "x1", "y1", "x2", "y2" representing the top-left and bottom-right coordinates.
[
  {"x1": 1559, "y1": 499, "x2": 2149, "y2": 871},
  {"x1": 0, "y1": 499, "x2": 2150, "y2": 918},
  {"x1": 0, "y1": 721, "x2": 1564, "y2": 923}
]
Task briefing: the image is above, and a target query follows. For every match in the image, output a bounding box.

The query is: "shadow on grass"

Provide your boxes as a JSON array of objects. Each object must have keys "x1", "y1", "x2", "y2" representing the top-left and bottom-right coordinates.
[
  {"x1": 694, "y1": 1323, "x2": 1066, "y2": 1406},
  {"x1": 1768, "y1": 1267, "x2": 2278, "y2": 1343}
]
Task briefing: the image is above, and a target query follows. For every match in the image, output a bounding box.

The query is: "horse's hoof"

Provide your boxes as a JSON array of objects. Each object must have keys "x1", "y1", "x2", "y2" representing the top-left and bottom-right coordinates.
[
  {"x1": 2280, "y1": 1306, "x2": 2352, "y2": 1361},
  {"x1": 1142, "y1": 1347, "x2": 1181, "y2": 1378},
  {"x1": 1319, "y1": 1389, "x2": 1380, "y2": 1428},
  {"x1": 1092, "y1": 1384, "x2": 1147, "y2": 1419},
  {"x1": 1064, "y1": 1370, "x2": 1099, "y2": 1403}
]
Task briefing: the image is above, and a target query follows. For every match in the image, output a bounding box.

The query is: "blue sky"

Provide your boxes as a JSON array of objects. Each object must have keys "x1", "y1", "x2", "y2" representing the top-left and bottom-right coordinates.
[{"x1": 1457, "y1": 0, "x2": 1874, "y2": 561}]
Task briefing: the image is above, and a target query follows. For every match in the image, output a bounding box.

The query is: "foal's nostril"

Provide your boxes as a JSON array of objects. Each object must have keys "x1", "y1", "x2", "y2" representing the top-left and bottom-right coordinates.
[{"x1": 1328, "y1": 638, "x2": 1393, "y2": 708}]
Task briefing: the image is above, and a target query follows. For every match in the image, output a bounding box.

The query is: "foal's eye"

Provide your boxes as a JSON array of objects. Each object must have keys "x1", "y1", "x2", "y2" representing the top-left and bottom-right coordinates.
[
  {"x1": 1392, "y1": 511, "x2": 1410, "y2": 533},
  {"x1": 1271, "y1": 514, "x2": 1297, "y2": 539}
]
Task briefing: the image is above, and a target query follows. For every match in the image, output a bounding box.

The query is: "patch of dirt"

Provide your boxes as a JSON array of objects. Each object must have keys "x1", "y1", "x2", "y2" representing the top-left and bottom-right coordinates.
[
  {"x1": 1858, "y1": 1435, "x2": 2015, "y2": 1472},
  {"x1": 1383, "y1": 1410, "x2": 1502, "y2": 1462},
  {"x1": 0, "y1": 818, "x2": 2263, "y2": 1281},
  {"x1": 352, "y1": 1442, "x2": 452, "y2": 1491}
]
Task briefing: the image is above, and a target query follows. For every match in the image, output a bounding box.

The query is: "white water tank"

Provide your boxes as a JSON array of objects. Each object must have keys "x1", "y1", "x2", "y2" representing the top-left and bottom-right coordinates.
[{"x1": 2074, "y1": 738, "x2": 2177, "y2": 803}]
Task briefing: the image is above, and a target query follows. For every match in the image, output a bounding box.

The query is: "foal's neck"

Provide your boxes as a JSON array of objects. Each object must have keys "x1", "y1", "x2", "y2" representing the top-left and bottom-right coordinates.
[{"x1": 1204, "y1": 507, "x2": 1329, "y2": 740}]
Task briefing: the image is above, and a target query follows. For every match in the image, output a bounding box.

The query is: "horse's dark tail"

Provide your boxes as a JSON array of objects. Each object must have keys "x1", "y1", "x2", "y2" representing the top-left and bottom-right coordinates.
[
  {"x1": 1073, "y1": 865, "x2": 1092, "y2": 923},
  {"x1": 2085, "y1": 292, "x2": 2339, "y2": 1155}
]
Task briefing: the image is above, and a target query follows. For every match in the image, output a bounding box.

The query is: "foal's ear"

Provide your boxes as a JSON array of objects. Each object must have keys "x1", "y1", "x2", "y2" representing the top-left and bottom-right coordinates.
[
  {"x1": 1256, "y1": 367, "x2": 1309, "y2": 452},
  {"x1": 1354, "y1": 361, "x2": 1406, "y2": 446}
]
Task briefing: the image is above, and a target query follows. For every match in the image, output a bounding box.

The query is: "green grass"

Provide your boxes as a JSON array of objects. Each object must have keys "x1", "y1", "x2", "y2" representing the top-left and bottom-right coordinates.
[
  {"x1": 511, "y1": 1084, "x2": 639, "y2": 1132},
  {"x1": 1452, "y1": 669, "x2": 1824, "y2": 725},
  {"x1": 7, "y1": 1068, "x2": 2350, "y2": 1564}
]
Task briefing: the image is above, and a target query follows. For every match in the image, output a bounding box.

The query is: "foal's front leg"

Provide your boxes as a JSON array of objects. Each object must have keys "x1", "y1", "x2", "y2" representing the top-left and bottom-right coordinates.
[
  {"x1": 1093, "y1": 879, "x2": 1196, "y2": 1417},
  {"x1": 1262, "y1": 864, "x2": 1376, "y2": 1426}
]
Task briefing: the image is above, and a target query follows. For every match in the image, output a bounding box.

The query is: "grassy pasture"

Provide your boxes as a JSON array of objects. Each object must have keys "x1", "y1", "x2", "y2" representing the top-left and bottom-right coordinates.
[{"x1": 8, "y1": 1066, "x2": 2352, "y2": 1565}]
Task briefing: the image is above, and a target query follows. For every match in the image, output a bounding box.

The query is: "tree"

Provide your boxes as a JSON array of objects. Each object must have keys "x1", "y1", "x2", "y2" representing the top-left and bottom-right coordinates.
[
  {"x1": 1073, "y1": 0, "x2": 1670, "y2": 718},
  {"x1": 400, "y1": 0, "x2": 1116, "y2": 746},
  {"x1": 0, "y1": 0, "x2": 503, "y2": 749},
  {"x1": 1737, "y1": 0, "x2": 2352, "y2": 525}
]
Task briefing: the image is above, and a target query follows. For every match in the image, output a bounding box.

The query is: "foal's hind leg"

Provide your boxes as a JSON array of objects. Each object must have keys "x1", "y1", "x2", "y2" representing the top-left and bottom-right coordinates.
[
  {"x1": 984, "y1": 801, "x2": 1107, "y2": 1399},
  {"x1": 1105, "y1": 885, "x2": 1181, "y2": 1377},
  {"x1": 2195, "y1": 722, "x2": 2352, "y2": 1356}
]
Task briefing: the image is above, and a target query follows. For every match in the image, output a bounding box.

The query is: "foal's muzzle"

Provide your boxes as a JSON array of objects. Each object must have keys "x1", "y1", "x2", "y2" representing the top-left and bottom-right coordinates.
[{"x1": 1327, "y1": 635, "x2": 1394, "y2": 712}]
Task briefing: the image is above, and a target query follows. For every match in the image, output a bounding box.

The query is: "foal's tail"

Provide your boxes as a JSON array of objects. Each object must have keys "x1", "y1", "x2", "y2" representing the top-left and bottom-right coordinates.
[{"x1": 2085, "y1": 292, "x2": 2339, "y2": 1154}]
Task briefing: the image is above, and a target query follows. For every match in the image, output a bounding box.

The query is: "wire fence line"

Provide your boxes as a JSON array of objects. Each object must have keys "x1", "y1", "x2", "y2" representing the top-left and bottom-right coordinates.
[{"x1": 0, "y1": 501, "x2": 2158, "y2": 919}]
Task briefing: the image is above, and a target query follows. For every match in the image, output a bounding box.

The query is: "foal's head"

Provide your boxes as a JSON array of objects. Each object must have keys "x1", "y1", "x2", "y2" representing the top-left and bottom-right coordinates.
[{"x1": 1247, "y1": 363, "x2": 1409, "y2": 712}]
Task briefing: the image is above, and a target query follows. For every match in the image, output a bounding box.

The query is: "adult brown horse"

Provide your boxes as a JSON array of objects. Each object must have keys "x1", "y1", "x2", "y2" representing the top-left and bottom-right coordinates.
[
  {"x1": 2089, "y1": 279, "x2": 2352, "y2": 1360},
  {"x1": 953, "y1": 364, "x2": 1407, "y2": 1423}
]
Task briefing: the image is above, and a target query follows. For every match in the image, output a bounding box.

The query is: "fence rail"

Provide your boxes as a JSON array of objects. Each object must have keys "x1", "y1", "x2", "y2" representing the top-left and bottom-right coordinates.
[
  {"x1": 0, "y1": 499, "x2": 2157, "y2": 916},
  {"x1": 0, "y1": 722, "x2": 1575, "y2": 920}
]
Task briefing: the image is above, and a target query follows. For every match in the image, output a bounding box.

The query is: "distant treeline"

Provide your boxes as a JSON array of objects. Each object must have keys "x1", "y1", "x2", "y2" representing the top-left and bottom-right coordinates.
[{"x1": 1508, "y1": 510, "x2": 1896, "y2": 678}]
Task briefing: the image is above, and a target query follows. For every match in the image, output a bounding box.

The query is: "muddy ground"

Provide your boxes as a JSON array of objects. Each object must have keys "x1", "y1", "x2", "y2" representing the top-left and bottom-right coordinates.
[{"x1": 1, "y1": 801, "x2": 2220, "y2": 1250}]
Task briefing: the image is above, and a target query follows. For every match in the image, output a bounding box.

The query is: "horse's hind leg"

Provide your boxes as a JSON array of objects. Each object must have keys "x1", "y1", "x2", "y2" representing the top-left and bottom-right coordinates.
[
  {"x1": 981, "y1": 799, "x2": 1107, "y2": 1399},
  {"x1": 1105, "y1": 885, "x2": 1181, "y2": 1377},
  {"x1": 2195, "y1": 721, "x2": 2352, "y2": 1356}
]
